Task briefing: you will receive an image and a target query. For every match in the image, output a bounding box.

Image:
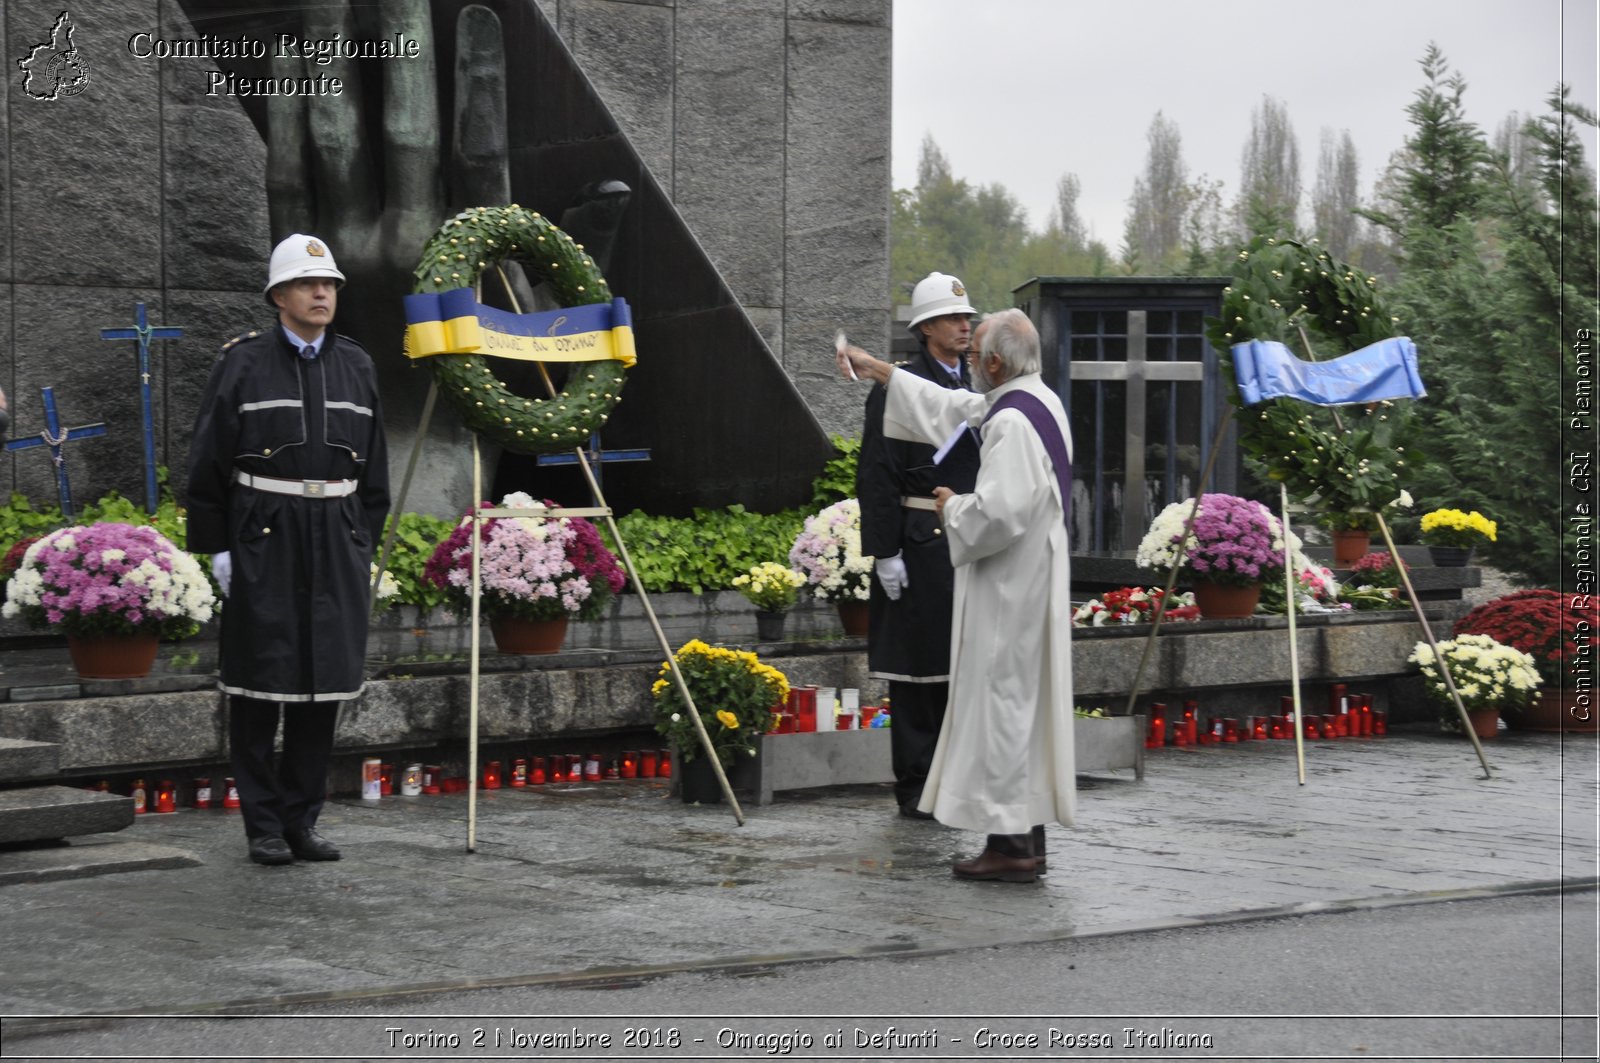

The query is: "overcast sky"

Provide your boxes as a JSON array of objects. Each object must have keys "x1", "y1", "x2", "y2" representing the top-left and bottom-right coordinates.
[{"x1": 892, "y1": 0, "x2": 1599, "y2": 246}]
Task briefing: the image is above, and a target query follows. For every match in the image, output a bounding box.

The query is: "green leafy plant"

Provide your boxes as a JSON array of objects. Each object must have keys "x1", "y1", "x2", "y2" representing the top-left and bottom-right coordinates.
[
  {"x1": 809, "y1": 434, "x2": 861, "y2": 509},
  {"x1": 378, "y1": 511, "x2": 457, "y2": 610},
  {"x1": 608, "y1": 506, "x2": 805, "y2": 595}
]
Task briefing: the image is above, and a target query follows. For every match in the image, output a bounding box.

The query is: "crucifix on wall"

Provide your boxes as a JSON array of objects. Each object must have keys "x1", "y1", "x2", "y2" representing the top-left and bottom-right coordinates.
[
  {"x1": 2, "y1": 386, "x2": 107, "y2": 519},
  {"x1": 100, "y1": 301, "x2": 182, "y2": 514}
]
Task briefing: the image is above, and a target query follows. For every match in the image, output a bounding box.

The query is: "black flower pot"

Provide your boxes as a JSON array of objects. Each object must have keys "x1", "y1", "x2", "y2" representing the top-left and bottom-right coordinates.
[
  {"x1": 1427, "y1": 545, "x2": 1475, "y2": 567},
  {"x1": 679, "y1": 751, "x2": 724, "y2": 804}
]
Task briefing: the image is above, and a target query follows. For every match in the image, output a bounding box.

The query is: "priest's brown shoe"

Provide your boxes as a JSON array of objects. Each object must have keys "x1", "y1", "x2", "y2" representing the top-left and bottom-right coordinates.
[{"x1": 952, "y1": 848, "x2": 1038, "y2": 883}]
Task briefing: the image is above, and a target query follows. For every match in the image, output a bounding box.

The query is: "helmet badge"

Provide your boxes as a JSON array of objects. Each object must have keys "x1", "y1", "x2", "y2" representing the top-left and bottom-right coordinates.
[
  {"x1": 306, "y1": 239, "x2": 327, "y2": 258},
  {"x1": 950, "y1": 280, "x2": 966, "y2": 297}
]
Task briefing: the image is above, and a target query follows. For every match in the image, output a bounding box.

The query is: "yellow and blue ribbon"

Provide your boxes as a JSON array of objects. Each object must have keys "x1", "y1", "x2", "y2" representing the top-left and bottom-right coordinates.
[{"x1": 402, "y1": 289, "x2": 636, "y2": 368}]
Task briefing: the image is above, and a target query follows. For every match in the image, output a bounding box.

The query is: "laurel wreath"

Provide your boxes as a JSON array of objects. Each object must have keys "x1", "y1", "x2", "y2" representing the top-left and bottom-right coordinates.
[
  {"x1": 1204, "y1": 235, "x2": 1416, "y2": 527},
  {"x1": 411, "y1": 206, "x2": 627, "y2": 454}
]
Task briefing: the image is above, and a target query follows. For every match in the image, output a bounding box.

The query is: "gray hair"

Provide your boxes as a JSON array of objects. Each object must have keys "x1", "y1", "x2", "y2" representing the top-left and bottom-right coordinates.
[{"x1": 979, "y1": 308, "x2": 1041, "y2": 377}]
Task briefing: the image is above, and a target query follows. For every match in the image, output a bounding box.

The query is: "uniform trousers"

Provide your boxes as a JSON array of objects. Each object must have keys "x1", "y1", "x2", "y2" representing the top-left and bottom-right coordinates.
[
  {"x1": 889, "y1": 679, "x2": 947, "y2": 809},
  {"x1": 228, "y1": 696, "x2": 337, "y2": 839}
]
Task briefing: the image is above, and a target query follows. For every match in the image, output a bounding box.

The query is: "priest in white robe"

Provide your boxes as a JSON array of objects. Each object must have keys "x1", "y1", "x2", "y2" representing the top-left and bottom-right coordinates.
[{"x1": 838, "y1": 309, "x2": 1075, "y2": 883}]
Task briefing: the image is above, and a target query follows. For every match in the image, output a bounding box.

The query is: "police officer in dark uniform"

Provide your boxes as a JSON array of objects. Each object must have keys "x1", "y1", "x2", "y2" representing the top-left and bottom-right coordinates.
[
  {"x1": 186, "y1": 234, "x2": 390, "y2": 866},
  {"x1": 857, "y1": 272, "x2": 981, "y2": 818}
]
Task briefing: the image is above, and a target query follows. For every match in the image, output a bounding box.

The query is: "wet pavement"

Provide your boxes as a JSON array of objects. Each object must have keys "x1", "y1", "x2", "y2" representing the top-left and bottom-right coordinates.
[{"x1": 1, "y1": 724, "x2": 1596, "y2": 1022}]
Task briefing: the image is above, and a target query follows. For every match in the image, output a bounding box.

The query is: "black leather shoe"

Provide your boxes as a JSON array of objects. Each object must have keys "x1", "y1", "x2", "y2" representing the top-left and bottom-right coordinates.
[
  {"x1": 284, "y1": 826, "x2": 341, "y2": 861},
  {"x1": 899, "y1": 803, "x2": 935, "y2": 820},
  {"x1": 952, "y1": 848, "x2": 1039, "y2": 883},
  {"x1": 248, "y1": 834, "x2": 293, "y2": 866}
]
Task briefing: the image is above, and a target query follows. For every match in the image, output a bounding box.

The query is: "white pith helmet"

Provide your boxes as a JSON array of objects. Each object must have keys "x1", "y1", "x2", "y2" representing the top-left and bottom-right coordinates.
[
  {"x1": 264, "y1": 234, "x2": 346, "y2": 305},
  {"x1": 906, "y1": 271, "x2": 976, "y2": 331}
]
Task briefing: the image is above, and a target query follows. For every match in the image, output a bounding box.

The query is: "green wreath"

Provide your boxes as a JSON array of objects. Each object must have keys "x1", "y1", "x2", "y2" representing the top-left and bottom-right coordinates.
[
  {"x1": 410, "y1": 205, "x2": 628, "y2": 454},
  {"x1": 1204, "y1": 235, "x2": 1419, "y2": 530}
]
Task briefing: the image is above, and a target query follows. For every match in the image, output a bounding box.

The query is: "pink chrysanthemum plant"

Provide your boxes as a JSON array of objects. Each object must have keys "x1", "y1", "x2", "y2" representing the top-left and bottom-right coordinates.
[
  {"x1": 1135, "y1": 493, "x2": 1290, "y2": 589},
  {"x1": 424, "y1": 492, "x2": 626, "y2": 622},
  {"x1": 1, "y1": 522, "x2": 216, "y2": 640}
]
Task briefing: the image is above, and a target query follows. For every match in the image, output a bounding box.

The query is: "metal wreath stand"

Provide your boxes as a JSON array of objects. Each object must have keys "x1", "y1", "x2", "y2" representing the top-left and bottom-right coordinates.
[{"x1": 368, "y1": 266, "x2": 744, "y2": 852}]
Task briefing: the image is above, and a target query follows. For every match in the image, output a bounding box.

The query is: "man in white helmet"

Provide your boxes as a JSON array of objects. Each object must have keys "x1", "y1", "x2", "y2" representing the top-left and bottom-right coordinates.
[
  {"x1": 855, "y1": 272, "x2": 981, "y2": 818},
  {"x1": 186, "y1": 235, "x2": 391, "y2": 867}
]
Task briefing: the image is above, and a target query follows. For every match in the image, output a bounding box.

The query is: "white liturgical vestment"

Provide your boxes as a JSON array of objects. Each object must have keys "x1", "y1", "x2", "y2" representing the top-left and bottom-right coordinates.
[{"x1": 881, "y1": 369, "x2": 1077, "y2": 834}]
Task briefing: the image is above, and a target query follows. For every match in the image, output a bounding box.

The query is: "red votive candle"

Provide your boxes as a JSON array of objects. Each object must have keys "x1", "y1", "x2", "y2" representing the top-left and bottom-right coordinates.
[
  {"x1": 510, "y1": 758, "x2": 528, "y2": 788},
  {"x1": 1251, "y1": 717, "x2": 1269, "y2": 740},
  {"x1": 1357, "y1": 694, "x2": 1374, "y2": 736},
  {"x1": 1328, "y1": 682, "x2": 1347, "y2": 716},
  {"x1": 223, "y1": 777, "x2": 241, "y2": 810},
  {"x1": 583, "y1": 753, "x2": 603, "y2": 782},
  {"x1": 154, "y1": 780, "x2": 177, "y2": 814},
  {"x1": 380, "y1": 763, "x2": 395, "y2": 796},
  {"x1": 1319, "y1": 715, "x2": 1338, "y2": 739},
  {"x1": 1146, "y1": 703, "x2": 1167, "y2": 749},
  {"x1": 792, "y1": 687, "x2": 818, "y2": 732},
  {"x1": 193, "y1": 776, "x2": 212, "y2": 810},
  {"x1": 1334, "y1": 713, "x2": 1351, "y2": 738},
  {"x1": 1303, "y1": 717, "x2": 1321, "y2": 740},
  {"x1": 1373, "y1": 709, "x2": 1388, "y2": 735},
  {"x1": 482, "y1": 761, "x2": 503, "y2": 789},
  {"x1": 621, "y1": 751, "x2": 638, "y2": 779},
  {"x1": 604, "y1": 759, "x2": 621, "y2": 780},
  {"x1": 1222, "y1": 718, "x2": 1240, "y2": 743},
  {"x1": 1172, "y1": 721, "x2": 1190, "y2": 746},
  {"x1": 422, "y1": 765, "x2": 442, "y2": 794},
  {"x1": 658, "y1": 749, "x2": 673, "y2": 779},
  {"x1": 639, "y1": 749, "x2": 658, "y2": 778},
  {"x1": 529, "y1": 755, "x2": 547, "y2": 784}
]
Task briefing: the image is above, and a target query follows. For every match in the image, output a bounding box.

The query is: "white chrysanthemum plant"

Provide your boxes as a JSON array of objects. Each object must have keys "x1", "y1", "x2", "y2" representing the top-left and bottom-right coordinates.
[
  {"x1": 1408, "y1": 632, "x2": 1542, "y2": 730},
  {"x1": 788, "y1": 498, "x2": 873, "y2": 603}
]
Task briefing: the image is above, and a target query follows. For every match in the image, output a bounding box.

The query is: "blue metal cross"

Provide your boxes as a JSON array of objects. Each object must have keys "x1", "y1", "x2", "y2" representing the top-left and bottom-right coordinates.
[
  {"x1": 536, "y1": 431, "x2": 651, "y2": 503},
  {"x1": 2, "y1": 387, "x2": 107, "y2": 519},
  {"x1": 100, "y1": 301, "x2": 182, "y2": 513}
]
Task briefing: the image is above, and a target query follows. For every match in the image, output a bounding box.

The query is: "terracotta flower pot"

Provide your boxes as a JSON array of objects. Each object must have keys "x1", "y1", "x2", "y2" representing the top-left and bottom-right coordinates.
[
  {"x1": 67, "y1": 632, "x2": 160, "y2": 679},
  {"x1": 1332, "y1": 529, "x2": 1371, "y2": 566},
  {"x1": 1189, "y1": 579, "x2": 1262, "y2": 620},
  {"x1": 489, "y1": 614, "x2": 569, "y2": 654},
  {"x1": 1466, "y1": 707, "x2": 1500, "y2": 740},
  {"x1": 836, "y1": 600, "x2": 869, "y2": 638},
  {"x1": 1511, "y1": 689, "x2": 1599, "y2": 733}
]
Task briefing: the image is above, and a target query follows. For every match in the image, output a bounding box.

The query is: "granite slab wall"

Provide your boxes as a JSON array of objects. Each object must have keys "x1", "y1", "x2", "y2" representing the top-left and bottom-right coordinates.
[{"x1": 2, "y1": 0, "x2": 890, "y2": 518}]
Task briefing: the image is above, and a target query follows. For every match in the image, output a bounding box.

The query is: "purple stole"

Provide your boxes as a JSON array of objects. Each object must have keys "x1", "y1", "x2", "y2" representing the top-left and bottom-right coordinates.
[{"x1": 980, "y1": 390, "x2": 1072, "y2": 527}]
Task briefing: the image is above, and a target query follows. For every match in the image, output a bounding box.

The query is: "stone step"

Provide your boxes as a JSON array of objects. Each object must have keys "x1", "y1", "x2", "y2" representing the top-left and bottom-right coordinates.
[
  {"x1": 0, "y1": 838, "x2": 202, "y2": 886},
  {"x1": 0, "y1": 786, "x2": 133, "y2": 844},
  {"x1": 0, "y1": 736, "x2": 60, "y2": 781}
]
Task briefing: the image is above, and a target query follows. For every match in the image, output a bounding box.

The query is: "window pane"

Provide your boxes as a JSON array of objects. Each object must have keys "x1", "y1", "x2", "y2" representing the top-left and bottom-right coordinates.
[
  {"x1": 1070, "y1": 311, "x2": 1100, "y2": 334},
  {"x1": 1147, "y1": 310, "x2": 1172, "y2": 334},
  {"x1": 1177, "y1": 310, "x2": 1204, "y2": 334}
]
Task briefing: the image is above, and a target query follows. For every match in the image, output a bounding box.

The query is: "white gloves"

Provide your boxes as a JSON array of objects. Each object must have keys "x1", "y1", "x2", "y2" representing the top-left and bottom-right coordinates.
[
  {"x1": 875, "y1": 554, "x2": 909, "y2": 600},
  {"x1": 212, "y1": 551, "x2": 232, "y2": 598}
]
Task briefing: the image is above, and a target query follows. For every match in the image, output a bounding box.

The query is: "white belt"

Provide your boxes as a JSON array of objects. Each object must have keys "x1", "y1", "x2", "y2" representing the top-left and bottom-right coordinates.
[
  {"x1": 901, "y1": 495, "x2": 938, "y2": 512},
  {"x1": 235, "y1": 470, "x2": 358, "y2": 498}
]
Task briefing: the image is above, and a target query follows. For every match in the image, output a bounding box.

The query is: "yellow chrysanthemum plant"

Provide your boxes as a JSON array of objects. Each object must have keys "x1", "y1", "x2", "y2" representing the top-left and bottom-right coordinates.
[
  {"x1": 652, "y1": 639, "x2": 790, "y2": 767},
  {"x1": 730, "y1": 562, "x2": 806, "y2": 613},
  {"x1": 1418, "y1": 508, "x2": 1497, "y2": 550}
]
